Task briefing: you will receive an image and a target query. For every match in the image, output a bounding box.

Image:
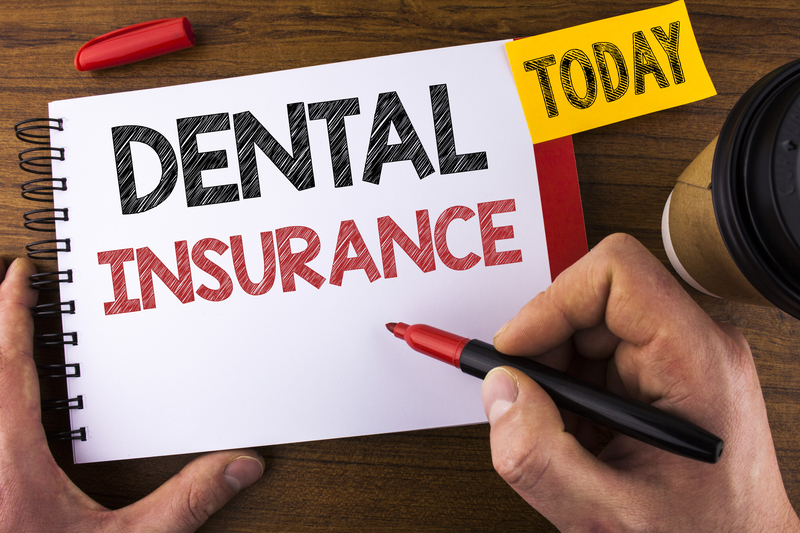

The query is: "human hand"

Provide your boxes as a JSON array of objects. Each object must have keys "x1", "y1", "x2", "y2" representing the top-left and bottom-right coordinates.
[
  {"x1": 0, "y1": 257, "x2": 265, "y2": 533},
  {"x1": 482, "y1": 233, "x2": 800, "y2": 532}
]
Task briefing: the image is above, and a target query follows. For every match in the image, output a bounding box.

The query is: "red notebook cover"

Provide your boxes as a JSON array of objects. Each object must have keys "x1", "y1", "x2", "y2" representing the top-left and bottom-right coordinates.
[{"x1": 534, "y1": 136, "x2": 587, "y2": 280}]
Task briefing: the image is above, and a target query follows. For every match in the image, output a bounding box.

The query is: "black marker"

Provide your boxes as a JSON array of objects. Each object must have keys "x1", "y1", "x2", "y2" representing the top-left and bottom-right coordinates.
[{"x1": 387, "y1": 322, "x2": 724, "y2": 464}]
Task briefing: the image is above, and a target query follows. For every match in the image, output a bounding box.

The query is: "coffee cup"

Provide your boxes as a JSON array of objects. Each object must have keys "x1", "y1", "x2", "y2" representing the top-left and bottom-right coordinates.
[{"x1": 662, "y1": 59, "x2": 800, "y2": 318}]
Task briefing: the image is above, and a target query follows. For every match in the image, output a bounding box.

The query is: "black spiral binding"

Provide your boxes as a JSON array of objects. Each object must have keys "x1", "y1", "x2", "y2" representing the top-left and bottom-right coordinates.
[{"x1": 15, "y1": 118, "x2": 86, "y2": 442}]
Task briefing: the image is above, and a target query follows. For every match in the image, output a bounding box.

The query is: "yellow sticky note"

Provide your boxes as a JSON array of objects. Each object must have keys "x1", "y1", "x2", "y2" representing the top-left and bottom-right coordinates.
[{"x1": 506, "y1": 0, "x2": 715, "y2": 143}]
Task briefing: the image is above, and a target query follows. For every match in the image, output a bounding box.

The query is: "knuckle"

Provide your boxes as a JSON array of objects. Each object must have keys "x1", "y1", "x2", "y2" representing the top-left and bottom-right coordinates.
[
  {"x1": 491, "y1": 430, "x2": 551, "y2": 494},
  {"x1": 176, "y1": 484, "x2": 216, "y2": 530},
  {"x1": 715, "y1": 321, "x2": 750, "y2": 351},
  {"x1": 597, "y1": 232, "x2": 641, "y2": 255}
]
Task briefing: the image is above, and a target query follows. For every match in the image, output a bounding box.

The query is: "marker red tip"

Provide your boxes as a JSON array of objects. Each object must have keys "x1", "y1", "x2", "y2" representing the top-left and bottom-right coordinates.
[
  {"x1": 387, "y1": 322, "x2": 468, "y2": 367},
  {"x1": 75, "y1": 17, "x2": 195, "y2": 72}
]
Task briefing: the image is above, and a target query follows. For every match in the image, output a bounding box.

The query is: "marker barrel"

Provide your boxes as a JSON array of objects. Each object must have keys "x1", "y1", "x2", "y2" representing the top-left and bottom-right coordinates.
[{"x1": 461, "y1": 340, "x2": 724, "y2": 464}]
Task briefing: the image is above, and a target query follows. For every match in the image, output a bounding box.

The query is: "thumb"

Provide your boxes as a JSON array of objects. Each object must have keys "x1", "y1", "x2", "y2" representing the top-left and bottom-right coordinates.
[
  {"x1": 118, "y1": 450, "x2": 265, "y2": 533},
  {"x1": 482, "y1": 368, "x2": 617, "y2": 530}
]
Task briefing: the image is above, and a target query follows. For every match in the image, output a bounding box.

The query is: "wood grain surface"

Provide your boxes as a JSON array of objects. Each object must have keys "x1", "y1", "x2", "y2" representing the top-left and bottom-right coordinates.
[{"x1": 2, "y1": 1, "x2": 799, "y2": 531}]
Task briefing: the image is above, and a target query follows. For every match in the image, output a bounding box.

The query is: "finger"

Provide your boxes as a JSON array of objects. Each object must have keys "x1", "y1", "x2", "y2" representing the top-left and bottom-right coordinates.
[
  {"x1": 482, "y1": 367, "x2": 621, "y2": 531},
  {"x1": 573, "y1": 322, "x2": 620, "y2": 360},
  {"x1": 117, "y1": 449, "x2": 265, "y2": 533},
  {"x1": 525, "y1": 339, "x2": 574, "y2": 372},
  {"x1": 715, "y1": 320, "x2": 751, "y2": 354},
  {"x1": 0, "y1": 257, "x2": 39, "y2": 358},
  {"x1": 0, "y1": 259, "x2": 110, "y2": 524},
  {"x1": 494, "y1": 233, "x2": 715, "y2": 401},
  {"x1": 494, "y1": 233, "x2": 705, "y2": 354},
  {"x1": 0, "y1": 258, "x2": 43, "y2": 437},
  {"x1": 537, "y1": 349, "x2": 618, "y2": 452}
]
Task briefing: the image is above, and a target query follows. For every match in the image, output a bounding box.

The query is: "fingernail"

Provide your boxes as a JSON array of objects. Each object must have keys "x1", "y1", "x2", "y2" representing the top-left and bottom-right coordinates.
[
  {"x1": 224, "y1": 455, "x2": 264, "y2": 493},
  {"x1": 6, "y1": 258, "x2": 18, "y2": 276},
  {"x1": 482, "y1": 367, "x2": 519, "y2": 425}
]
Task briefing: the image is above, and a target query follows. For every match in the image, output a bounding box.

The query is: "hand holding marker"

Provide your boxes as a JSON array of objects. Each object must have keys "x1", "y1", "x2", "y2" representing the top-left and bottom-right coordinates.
[{"x1": 387, "y1": 322, "x2": 724, "y2": 463}]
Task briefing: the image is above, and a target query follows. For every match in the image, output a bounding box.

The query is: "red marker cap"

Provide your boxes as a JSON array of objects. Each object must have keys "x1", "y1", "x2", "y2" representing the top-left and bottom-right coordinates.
[{"x1": 75, "y1": 17, "x2": 195, "y2": 71}]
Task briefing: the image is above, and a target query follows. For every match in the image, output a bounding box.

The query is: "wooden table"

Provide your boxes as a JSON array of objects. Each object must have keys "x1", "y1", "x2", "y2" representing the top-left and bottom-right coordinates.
[{"x1": 2, "y1": 1, "x2": 799, "y2": 530}]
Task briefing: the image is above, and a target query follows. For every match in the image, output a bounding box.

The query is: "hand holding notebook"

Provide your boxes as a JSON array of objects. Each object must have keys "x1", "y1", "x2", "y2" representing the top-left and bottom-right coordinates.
[{"x1": 0, "y1": 257, "x2": 264, "y2": 531}]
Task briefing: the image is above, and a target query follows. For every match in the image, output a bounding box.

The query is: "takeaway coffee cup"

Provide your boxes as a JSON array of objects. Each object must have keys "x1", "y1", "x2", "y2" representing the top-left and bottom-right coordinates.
[{"x1": 662, "y1": 59, "x2": 800, "y2": 318}]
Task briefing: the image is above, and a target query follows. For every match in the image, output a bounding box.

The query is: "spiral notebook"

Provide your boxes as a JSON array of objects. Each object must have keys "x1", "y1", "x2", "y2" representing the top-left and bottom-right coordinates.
[{"x1": 17, "y1": 40, "x2": 586, "y2": 464}]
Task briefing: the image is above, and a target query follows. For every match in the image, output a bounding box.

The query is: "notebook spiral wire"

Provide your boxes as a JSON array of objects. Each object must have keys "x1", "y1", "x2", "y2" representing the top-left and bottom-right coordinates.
[{"x1": 15, "y1": 118, "x2": 86, "y2": 442}]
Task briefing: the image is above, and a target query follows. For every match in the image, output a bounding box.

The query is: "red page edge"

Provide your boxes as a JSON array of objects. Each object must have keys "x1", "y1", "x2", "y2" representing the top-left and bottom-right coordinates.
[{"x1": 532, "y1": 136, "x2": 588, "y2": 281}]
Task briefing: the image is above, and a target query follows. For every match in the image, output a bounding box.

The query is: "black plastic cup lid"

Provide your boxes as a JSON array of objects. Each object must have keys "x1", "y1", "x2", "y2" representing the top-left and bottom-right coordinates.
[{"x1": 713, "y1": 59, "x2": 800, "y2": 318}]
